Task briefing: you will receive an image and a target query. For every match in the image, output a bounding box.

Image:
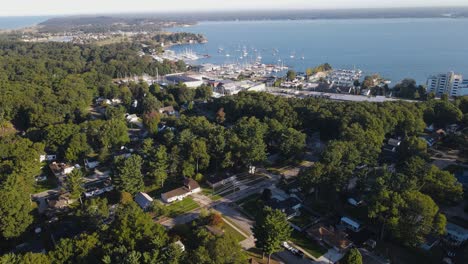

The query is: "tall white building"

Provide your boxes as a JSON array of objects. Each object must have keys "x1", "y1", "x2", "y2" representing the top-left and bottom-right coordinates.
[{"x1": 426, "y1": 72, "x2": 467, "y2": 97}]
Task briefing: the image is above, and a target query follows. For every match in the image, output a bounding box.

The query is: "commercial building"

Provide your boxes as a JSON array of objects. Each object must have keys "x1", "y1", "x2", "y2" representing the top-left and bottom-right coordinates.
[
  {"x1": 165, "y1": 74, "x2": 204, "y2": 88},
  {"x1": 426, "y1": 72, "x2": 468, "y2": 97},
  {"x1": 213, "y1": 80, "x2": 266, "y2": 96}
]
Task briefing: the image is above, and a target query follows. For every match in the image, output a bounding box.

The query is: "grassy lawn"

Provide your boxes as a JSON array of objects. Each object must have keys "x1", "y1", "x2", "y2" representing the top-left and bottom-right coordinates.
[
  {"x1": 241, "y1": 199, "x2": 261, "y2": 218},
  {"x1": 166, "y1": 197, "x2": 199, "y2": 217},
  {"x1": 236, "y1": 193, "x2": 261, "y2": 206},
  {"x1": 202, "y1": 188, "x2": 223, "y2": 201},
  {"x1": 290, "y1": 230, "x2": 327, "y2": 258},
  {"x1": 222, "y1": 218, "x2": 247, "y2": 242},
  {"x1": 289, "y1": 209, "x2": 316, "y2": 229},
  {"x1": 246, "y1": 248, "x2": 282, "y2": 264},
  {"x1": 33, "y1": 176, "x2": 58, "y2": 194}
]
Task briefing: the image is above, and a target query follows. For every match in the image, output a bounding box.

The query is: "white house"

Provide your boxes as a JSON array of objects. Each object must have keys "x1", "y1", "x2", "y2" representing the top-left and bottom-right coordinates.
[
  {"x1": 135, "y1": 192, "x2": 154, "y2": 210},
  {"x1": 40, "y1": 154, "x2": 57, "y2": 162},
  {"x1": 49, "y1": 162, "x2": 75, "y2": 177},
  {"x1": 341, "y1": 216, "x2": 362, "y2": 232},
  {"x1": 161, "y1": 178, "x2": 201, "y2": 203}
]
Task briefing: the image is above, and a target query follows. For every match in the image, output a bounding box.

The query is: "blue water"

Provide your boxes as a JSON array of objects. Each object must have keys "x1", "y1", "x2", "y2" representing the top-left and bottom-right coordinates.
[
  {"x1": 170, "y1": 19, "x2": 468, "y2": 84},
  {"x1": 0, "y1": 16, "x2": 53, "y2": 30}
]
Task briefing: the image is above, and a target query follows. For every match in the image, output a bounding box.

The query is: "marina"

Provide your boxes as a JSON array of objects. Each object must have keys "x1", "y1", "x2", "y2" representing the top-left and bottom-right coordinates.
[{"x1": 169, "y1": 18, "x2": 468, "y2": 84}]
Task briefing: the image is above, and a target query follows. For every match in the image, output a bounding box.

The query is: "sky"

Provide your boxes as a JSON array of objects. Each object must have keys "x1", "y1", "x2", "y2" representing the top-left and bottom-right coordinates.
[{"x1": 1, "y1": 0, "x2": 468, "y2": 16}]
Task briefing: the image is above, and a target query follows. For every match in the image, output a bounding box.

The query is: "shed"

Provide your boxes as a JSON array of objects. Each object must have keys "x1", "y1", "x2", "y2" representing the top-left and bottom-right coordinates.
[{"x1": 135, "y1": 192, "x2": 154, "y2": 210}]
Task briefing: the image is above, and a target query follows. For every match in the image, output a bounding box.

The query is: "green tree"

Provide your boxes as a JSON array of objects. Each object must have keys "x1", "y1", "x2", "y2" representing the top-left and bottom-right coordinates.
[
  {"x1": 65, "y1": 133, "x2": 91, "y2": 163},
  {"x1": 143, "y1": 111, "x2": 161, "y2": 135},
  {"x1": 0, "y1": 174, "x2": 33, "y2": 239},
  {"x1": 149, "y1": 146, "x2": 169, "y2": 187},
  {"x1": 109, "y1": 202, "x2": 168, "y2": 250},
  {"x1": 286, "y1": 70, "x2": 296, "y2": 81},
  {"x1": 114, "y1": 155, "x2": 144, "y2": 194},
  {"x1": 423, "y1": 166, "x2": 463, "y2": 204},
  {"x1": 278, "y1": 127, "x2": 306, "y2": 158},
  {"x1": 67, "y1": 169, "x2": 85, "y2": 200},
  {"x1": 252, "y1": 207, "x2": 292, "y2": 263},
  {"x1": 396, "y1": 191, "x2": 445, "y2": 246},
  {"x1": 342, "y1": 248, "x2": 362, "y2": 264},
  {"x1": 189, "y1": 139, "x2": 210, "y2": 174},
  {"x1": 76, "y1": 197, "x2": 110, "y2": 229},
  {"x1": 231, "y1": 117, "x2": 268, "y2": 167},
  {"x1": 195, "y1": 85, "x2": 213, "y2": 100}
]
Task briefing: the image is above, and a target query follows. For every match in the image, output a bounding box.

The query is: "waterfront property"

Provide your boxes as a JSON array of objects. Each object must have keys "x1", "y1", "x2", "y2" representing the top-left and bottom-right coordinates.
[
  {"x1": 213, "y1": 80, "x2": 266, "y2": 97},
  {"x1": 165, "y1": 73, "x2": 204, "y2": 88},
  {"x1": 426, "y1": 71, "x2": 468, "y2": 97}
]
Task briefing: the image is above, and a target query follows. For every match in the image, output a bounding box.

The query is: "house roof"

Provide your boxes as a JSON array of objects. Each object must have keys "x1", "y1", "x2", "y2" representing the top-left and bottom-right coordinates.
[
  {"x1": 159, "y1": 106, "x2": 175, "y2": 114},
  {"x1": 49, "y1": 162, "x2": 72, "y2": 175},
  {"x1": 307, "y1": 225, "x2": 352, "y2": 250},
  {"x1": 184, "y1": 178, "x2": 200, "y2": 190},
  {"x1": 162, "y1": 179, "x2": 200, "y2": 199},
  {"x1": 162, "y1": 187, "x2": 189, "y2": 199},
  {"x1": 388, "y1": 138, "x2": 401, "y2": 147},
  {"x1": 135, "y1": 192, "x2": 153, "y2": 209},
  {"x1": 341, "y1": 217, "x2": 361, "y2": 229}
]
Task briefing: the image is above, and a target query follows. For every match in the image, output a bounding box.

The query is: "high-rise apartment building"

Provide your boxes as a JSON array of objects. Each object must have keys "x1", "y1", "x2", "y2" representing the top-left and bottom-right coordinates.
[{"x1": 426, "y1": 72, "x2": 468, "y2": 97}]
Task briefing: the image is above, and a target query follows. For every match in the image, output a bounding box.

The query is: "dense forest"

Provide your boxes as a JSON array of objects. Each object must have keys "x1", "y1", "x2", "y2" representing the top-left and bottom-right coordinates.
[{"x1": 0, "y1": 40, "x2": 468, "y2": 263}]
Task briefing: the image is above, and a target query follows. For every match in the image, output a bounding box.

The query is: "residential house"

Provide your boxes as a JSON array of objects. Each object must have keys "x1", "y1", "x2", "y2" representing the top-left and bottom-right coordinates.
[
  {"x1": 40, "y1": 154, "x2": 56, "y2": 162},
  {"x1": 47, "y1": 193, "x2": 73, "y2": 211},
  {"x1": 307, "y1": 225, "x2": 353, "y2": 253},
  {"x1": 266, "y1": 197, "x2": 302, "y2": 219},
  {"x1": 161, "y1": 178, "x2": 201, "y2": 203},
  {"x1": 420, "y1": 235, "x2": 440, "y2": 251},
  {"x1": 347, "y1": 198, "x2": 364, "y2": 207},
  {"x1": 387, "y1": 138, "x2": 401, "y2": 147},
  {"x1": 341, "y1": 216, "x2": 362, "y2": 232},
  {"x1": 125, "y1": 114, "x2": 143, "y2": 128},
  {"x1": 84, "y1": 158, "x2": 100, "y2": 170},
  {"x1": 84, "y1": 180, "x2": 114, "y2": 198},
  {"x1": 49, "y1": 162, "x2": 75, "y2": 177},
  {"x1": 158, "y1": 106, "x2": 176, "y2": 116},
  {"x1": 135, "y1": 192, "x2": 154, "y2": 210},
  {"x1": 445, "y1": 222, "x2": 468, "y2": 246}
]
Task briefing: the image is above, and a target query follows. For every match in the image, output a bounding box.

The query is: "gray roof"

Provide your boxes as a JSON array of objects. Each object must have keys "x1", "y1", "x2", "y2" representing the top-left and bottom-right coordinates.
[{"x1": 135, "y1": 192, "x2": 153, "y2": 210}]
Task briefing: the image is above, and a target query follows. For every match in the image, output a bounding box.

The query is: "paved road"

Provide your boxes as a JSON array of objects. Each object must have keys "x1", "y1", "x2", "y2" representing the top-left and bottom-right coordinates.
[{"x1": 160, "y1": 170, "x2": 326, "y2": 263}]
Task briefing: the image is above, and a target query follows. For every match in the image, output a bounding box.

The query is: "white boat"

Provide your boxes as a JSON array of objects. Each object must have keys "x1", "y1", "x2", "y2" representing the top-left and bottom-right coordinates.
[{"x1": 226, "y1": 54, "x2": 230, "y2": 57}]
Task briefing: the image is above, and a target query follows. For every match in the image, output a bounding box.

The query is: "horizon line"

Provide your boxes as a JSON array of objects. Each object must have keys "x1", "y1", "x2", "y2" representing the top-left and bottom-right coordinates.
[{"x1": 2, "y1": 5, "x2": 468, "y2": 18}]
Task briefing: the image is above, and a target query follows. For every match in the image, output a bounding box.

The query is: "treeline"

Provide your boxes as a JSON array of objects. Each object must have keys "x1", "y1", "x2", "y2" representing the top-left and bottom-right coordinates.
[
  {"x1": 0, "y1": 41, "x2": 186, "y2": 129},
  {"x1": 0, "y1": 200, "x2": 246, "y2": 264},
  {"x1": 154, "y1": 32, "x2": 206, "y2": 44}
]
